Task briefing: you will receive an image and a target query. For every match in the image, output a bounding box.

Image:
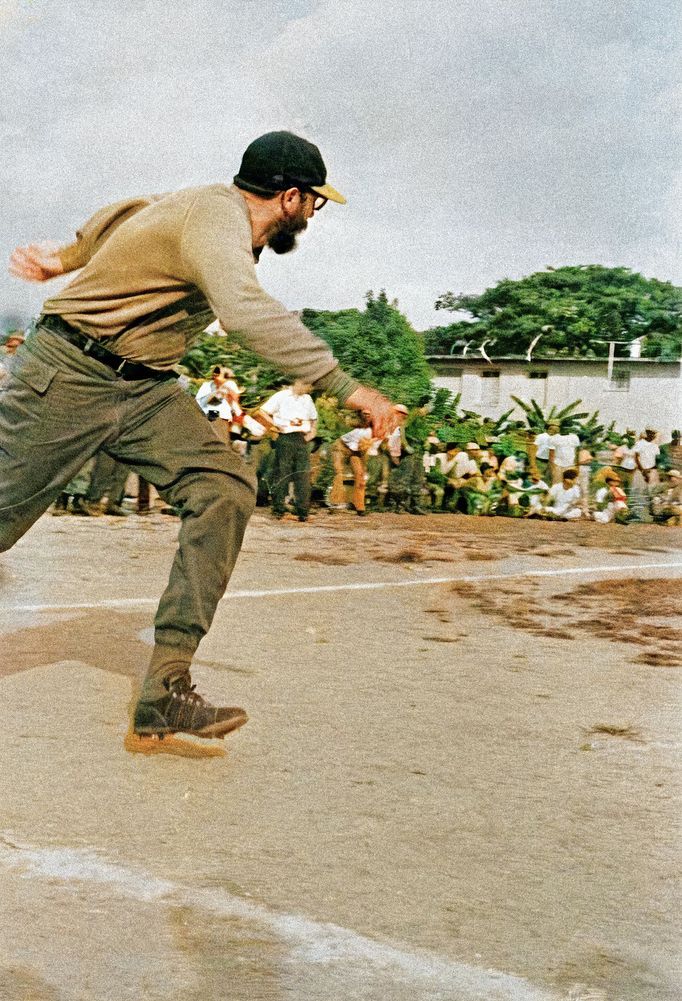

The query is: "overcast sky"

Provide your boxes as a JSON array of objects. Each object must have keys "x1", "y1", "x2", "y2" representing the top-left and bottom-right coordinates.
[{"x1": 1, "y1": 0, "x2": 679, "y2": 331}]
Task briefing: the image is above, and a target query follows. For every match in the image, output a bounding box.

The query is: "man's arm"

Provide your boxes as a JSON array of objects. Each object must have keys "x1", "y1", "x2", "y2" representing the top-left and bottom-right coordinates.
[
  {"x1": 8, "y1": 242, "x2": 65, "y2": 282},
  {"x1": 180, "y1": 189, "x2": 399, "y2": 439},
  {"x1": 8, "y1": 196, "x2": 161, "y2": 281}
]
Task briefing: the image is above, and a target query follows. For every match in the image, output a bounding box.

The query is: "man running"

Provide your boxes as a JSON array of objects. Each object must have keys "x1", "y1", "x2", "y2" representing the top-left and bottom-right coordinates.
[{"x1": 3, "y1": 130, "x2": 397, "y2": 747}]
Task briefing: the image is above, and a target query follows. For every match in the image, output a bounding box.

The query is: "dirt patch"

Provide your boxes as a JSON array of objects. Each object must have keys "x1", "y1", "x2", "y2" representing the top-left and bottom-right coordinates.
[
  {"x1": 446, "y1": 577, "x2": 682, "y2": 667},
  {"x1": 585, "y1": 723, "x2": 644, "y2": 741},
  {"x1": 293, "y1": 551, "x2": 356, "y2": 566},
  {"x1": 631, "y1": 651, "x2": 682, "y2": 667},
  {"x1": 375, "y1": 547, "x2": 427, "y2": 563}
]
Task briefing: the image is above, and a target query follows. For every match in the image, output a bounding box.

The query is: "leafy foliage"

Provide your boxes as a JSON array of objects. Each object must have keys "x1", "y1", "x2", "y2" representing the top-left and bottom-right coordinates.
[
  {"x1": 509, "y1": 396, "x2": 591, "y2": 434},
  {"x1": 428, "y1": 266, "x2": 682, "y2": 359},
  {"x1": 302, "y1": 290, "x2": 433, "y2": 405}
]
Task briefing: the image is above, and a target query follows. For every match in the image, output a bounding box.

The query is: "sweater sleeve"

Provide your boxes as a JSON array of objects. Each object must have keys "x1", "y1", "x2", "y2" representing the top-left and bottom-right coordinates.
[
  {"x1": 180, "y1": 189, "x2": 360, "y2": 404},
  {"x1": 57, "y1": 196, "x2": 163, "y2": 273}
]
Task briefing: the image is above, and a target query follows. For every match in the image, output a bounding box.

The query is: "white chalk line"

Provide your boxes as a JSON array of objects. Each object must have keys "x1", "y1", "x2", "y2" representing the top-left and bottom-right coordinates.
[
  {"x1": 0, "y1": 836, "x2": 562, "y2": 1001},
  {"x1": 1, "y1": 560, "x2": 681, "y2": 614}
]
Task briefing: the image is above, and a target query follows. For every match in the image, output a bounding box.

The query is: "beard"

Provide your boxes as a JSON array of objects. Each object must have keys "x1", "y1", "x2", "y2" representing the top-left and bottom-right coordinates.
[{"x1": 267, "y1": 210, "x2": 308, "y2": 255}]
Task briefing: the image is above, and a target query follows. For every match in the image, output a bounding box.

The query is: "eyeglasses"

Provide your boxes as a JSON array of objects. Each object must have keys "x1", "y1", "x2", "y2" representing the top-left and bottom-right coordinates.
[{"x1": 300, "y1": 189, "x2": 327, "y2": 212}]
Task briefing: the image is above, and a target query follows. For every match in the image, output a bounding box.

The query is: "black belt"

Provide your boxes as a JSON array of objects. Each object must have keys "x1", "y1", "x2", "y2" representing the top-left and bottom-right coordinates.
[{"x1": 38, "y1": 314, "x2": 179, "y2": 382}]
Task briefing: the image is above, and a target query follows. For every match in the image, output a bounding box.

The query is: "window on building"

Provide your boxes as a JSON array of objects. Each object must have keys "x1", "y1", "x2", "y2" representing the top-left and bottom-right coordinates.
[
  {"x1": 481, "y1": 370, "x2": 500, "y2": 407},
  {"x1": 608, "y1": 368, "x2": 631, "y2": 392},
  {"x1": 527, "y1": 370, "x2": 548, "y2": 404}
]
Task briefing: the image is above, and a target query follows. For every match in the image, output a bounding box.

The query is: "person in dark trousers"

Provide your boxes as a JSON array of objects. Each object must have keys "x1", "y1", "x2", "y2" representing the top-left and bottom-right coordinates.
[
  {"x1": 259, "y1": 381, "x2": 317, "y2": 521},
  {"x1": 4, "y1": 131, "x2": 398, "y2": 749}
]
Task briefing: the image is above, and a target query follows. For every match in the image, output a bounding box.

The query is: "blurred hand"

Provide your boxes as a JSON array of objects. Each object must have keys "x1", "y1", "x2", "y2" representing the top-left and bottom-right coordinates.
[
  {"x1": 345, "y1": 386, "x2": 400, "y2": 439},
  {"x1": 9, "y1": 242, "x2": 65, "y2": 282}
]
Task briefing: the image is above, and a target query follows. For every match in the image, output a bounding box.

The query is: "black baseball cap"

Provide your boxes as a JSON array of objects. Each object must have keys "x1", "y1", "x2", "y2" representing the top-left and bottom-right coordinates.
[{"x1": 234, "y1": 131, "x2": 346, "y2": 204}]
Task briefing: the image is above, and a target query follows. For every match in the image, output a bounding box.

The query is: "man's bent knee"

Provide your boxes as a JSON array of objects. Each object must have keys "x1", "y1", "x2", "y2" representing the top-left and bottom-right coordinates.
[{"x1": 171, "y1": 469, "x2": 257, "y2": 522}]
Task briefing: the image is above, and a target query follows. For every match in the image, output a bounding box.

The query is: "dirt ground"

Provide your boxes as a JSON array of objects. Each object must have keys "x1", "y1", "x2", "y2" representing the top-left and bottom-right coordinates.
[{"x1": 0, "y1": 507, "x2": 680, "y2": 1001}]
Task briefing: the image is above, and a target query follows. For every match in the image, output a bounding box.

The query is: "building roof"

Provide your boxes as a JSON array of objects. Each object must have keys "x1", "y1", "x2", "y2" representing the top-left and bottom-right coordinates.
[{"x1": 427, "y1": 354, "x2": 680, "y2": 366}]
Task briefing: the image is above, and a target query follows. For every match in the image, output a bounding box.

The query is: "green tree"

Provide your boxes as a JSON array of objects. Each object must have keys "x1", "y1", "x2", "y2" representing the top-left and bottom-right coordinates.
[
  {"x1": 429, "y1": 266, "x2": 682, "y2": 359},
  {"x1": 302, "y1": 290, "x2": 433, "y2": 405}
]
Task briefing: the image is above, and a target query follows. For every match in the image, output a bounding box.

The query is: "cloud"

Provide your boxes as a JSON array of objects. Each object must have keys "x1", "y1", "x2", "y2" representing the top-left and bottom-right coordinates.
[{"x1": 1, "y1": 0, "x2": 678, "y2": 331}]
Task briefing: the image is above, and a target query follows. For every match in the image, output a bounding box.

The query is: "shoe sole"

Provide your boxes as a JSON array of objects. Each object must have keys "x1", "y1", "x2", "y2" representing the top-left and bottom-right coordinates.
[
  {"x1": 124, "y1": 733, "x2": 227, "y2": 758},
  {"x1": 133, "y1": 711, "x2": 249, "y2": 741}
]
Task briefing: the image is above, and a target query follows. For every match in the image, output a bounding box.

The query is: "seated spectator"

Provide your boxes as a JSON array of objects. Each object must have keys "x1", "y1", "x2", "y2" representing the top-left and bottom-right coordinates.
[
  {"x1": 524, "y1": 472, "x2": 549, "y2": 516},
  {"x1": 651, "y1": 469, "x2": 682, "y2": 525},
  {"x1": 446, "y1": 442, "x2": 480, "y2": 486},
  {"x1": 442, "y1": 442, "x2": 481, "y2": 512},
  {"x1": 479, "y1": 463, "x2": 498, "y2": 492},
  {"x1": 496, "y1": 453, "x2": 526, "y2": 511},
  {"x1": 543, "y1": 468, "x2": 582, "y2": 520},
  {"x1": 498, "y1": 453, "x2": 523, "y2": 482},
  {"x1": 592, "y1": 471, "x2": 628, "y2": 524},
  {"x1": 478, "y1": 444, "x2": 500, "y2": 472},
  {"x1": 462, "y1": 463, "x2": 503, "y2": 515}
]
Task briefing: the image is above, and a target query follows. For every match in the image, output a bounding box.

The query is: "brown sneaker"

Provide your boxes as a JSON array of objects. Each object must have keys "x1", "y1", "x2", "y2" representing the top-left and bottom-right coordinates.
[{"x1": 133, "y1": 677, "x2": 248, "y2": 739}]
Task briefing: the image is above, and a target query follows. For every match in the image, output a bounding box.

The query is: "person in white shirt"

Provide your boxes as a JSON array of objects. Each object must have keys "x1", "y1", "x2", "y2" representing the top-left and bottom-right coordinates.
[
  {"x1": 543, "y1": 469, "x2": 582, "y2": 519},
  {"x1": 447, "y1": 442, "x2": 481, "y2": 482},
  {"x1": 259, "y1": 381, "x2": 318, "y2": 520},
  {"x1": 195, "y1": 365, "x2": 235, "y2": 444},
  {"x1": 633, "y1": 428, "x2": 660, "y2": 488},
  {"x1": 547, "y1": 422, "x2": 579, "y2": 483},
  {"x1": 329, "y1": 415, "x2": 381, "y2": 515},
  {"x1": 526, "y1": 472, "x2": 549, "y2": 515},
  {"x1": 592, "y1": 471, "x2": 628, "y2": 524},
  {"x1": 497, "y1": 454, "x2": 526, "y2": 509}
]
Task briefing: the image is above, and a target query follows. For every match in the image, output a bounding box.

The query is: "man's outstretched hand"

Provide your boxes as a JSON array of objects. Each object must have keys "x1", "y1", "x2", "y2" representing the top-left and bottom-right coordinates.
[
  {"x1": 9, "y1": 243, "x2": 65, "y2": 282},
  {"x1": 345, "y1": 385, "x2": 402, "y2": 439}
]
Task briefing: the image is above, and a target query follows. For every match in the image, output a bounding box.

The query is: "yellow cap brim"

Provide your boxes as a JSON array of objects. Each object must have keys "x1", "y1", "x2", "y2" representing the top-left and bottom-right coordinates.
[{"x1": 310, "y1": 183, "x2": 346, "y2": 204}]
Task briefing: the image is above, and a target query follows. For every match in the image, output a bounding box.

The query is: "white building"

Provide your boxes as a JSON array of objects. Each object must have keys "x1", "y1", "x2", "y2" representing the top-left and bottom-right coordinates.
[{"x1": 428, "y1": 355, "x2": 682, "y2": 439}]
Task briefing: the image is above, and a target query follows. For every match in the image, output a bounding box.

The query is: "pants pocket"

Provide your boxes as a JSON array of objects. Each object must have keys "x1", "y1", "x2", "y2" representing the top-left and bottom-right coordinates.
[{"x1": 7, "y1": 348, "x2": 59, "y2": 395}]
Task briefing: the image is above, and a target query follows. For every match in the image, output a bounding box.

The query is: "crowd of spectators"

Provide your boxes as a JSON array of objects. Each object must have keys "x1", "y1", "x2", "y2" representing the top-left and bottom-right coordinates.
[
  {"x1": 2, "y1": 340, "x2": 679, "y2": 528},
  {"x1": 255, "y1": 405, "x2": 682, "y2": 527}
]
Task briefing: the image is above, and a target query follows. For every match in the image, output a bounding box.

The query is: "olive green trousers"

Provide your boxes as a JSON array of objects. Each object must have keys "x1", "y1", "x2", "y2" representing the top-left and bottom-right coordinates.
[{"x1": 0, "y1": 327, "x2": 256, "y2": 699}]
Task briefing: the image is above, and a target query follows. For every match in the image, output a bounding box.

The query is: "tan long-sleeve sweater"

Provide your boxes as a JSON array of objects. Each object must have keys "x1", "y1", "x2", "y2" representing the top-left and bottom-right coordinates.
[{"x1": 43, "y1": 184, "x2": 358, "y2": 401}]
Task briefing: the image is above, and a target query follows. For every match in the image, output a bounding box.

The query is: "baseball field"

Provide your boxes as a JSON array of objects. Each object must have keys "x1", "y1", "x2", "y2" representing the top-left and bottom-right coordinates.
[{"x1": 0, "y1": 509, "x2": 680, "y2": 1001}]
